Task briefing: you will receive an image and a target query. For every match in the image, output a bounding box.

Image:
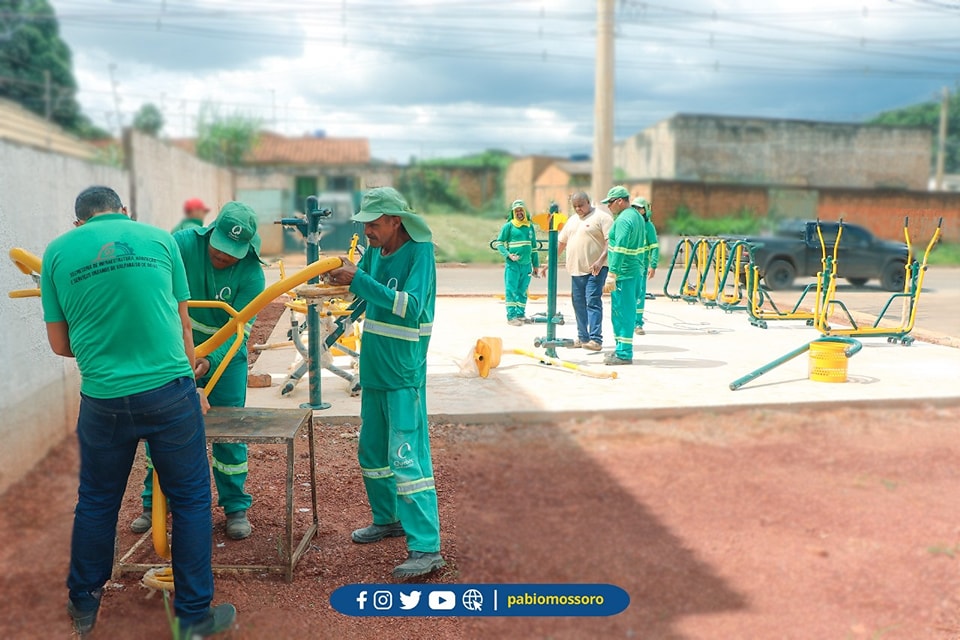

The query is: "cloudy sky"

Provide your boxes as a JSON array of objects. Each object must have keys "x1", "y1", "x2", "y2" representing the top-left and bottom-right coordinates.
[{"x1": 48, "y1": 0, "x2": 960, "y2": 163}]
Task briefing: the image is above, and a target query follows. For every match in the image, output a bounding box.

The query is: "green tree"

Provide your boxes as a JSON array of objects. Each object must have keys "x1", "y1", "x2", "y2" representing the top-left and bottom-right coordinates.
[
  {"x1": 132, "y1": 102, "x2": 164, "y2": 136},
  {"x1": 869, "y1": 87, "x2": 960, "y2": 174},
  {"x1": 194, "y1": 103, "x2": 261, "y2": 167},
  {"x1": 0, "y1": 0, "x2": 105, "y2": 137}
]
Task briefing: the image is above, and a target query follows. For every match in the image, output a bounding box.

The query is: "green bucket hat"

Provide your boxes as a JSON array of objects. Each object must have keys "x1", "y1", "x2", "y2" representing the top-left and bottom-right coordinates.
[
  {"x1": 210, "y1": 201, "x2": 262, "y2": 260},
  {"x1": 353, "y1": 187, "x2": 432, "y2": 243},
  {"x1": 601, "y1": 185, "x2": 630, "y2": 204}
]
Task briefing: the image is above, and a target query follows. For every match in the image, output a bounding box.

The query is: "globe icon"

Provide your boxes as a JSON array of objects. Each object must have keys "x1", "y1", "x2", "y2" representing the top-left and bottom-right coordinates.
[{"x1": 461, "y1": 589, "x2": 483, "y2": 612}]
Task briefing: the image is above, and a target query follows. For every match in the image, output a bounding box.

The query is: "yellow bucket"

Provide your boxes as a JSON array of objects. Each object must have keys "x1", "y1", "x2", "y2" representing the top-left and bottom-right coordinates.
[
  {"x1": 474, "y1": 337, "x2": 503, "y2": 378},
  {"x1": 808, "y1": 340, "x2": 848, "y2": 383}
]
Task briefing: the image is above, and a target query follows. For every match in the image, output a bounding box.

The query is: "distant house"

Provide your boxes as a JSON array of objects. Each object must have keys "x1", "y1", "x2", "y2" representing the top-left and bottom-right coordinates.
[{"x1": 172, "y1": 131, "x2": 392, "y2": 252}]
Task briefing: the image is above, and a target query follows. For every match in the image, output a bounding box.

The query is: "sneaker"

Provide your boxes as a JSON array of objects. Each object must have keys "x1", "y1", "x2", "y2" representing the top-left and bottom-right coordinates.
[
  {"x1": 603, "y1": 353, "x2": 633, "y2": 366},
  {"x1": 130, "y1": 510, "x2": 152, "y2": 534},
  {"x1": 66, "y1": 590, "x2": 102, "y2": 636},
  {"x1": 569, "y1": 340, "x2": 582, "y2": 348},
  {"x1": 225, "y1": 510, "x2": 252, "y2": 540},
  {"x1": 583, "y1": 340, "x2": 602, "y2": 352},
  {"x1": 634, "y1": 326, "x2": 645, "y2": 335},
  {"x1": 392, "y1": 551, "x2": 445, "y2": 579},
  {"x1": 352, "y1": 521, "x2": 406, "y2": 544},
  {"x1": 179, "y1": 603, "x2": 237, "y2": 638}
]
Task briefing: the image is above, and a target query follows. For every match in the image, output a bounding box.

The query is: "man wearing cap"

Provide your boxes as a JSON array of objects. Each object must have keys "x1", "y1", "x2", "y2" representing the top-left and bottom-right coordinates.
[
  {"x1": 631, "y1": 196, "x2": 659, "y2": 336},
  {"x1": 173, "y1": 198, "x2": 211, "y2": 233},
  {"x1": 494, "y1": 199, "x2": 541, "y2": 325},
  {"x1": 600, "y1": 186, "x2": 645, "y2": 365},
  {"x1": 326, "y1": 187, "x2": 444, "y2": 579},
  {"x1": 132, "y1": 201, "x2": 265, "y2": 540}
]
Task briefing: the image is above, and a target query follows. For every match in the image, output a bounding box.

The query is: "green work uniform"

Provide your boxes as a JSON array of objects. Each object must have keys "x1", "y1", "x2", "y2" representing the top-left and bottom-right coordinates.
[
  {"x1": 608, "y1": 207, "x2": 645, "y2": 360},
  {"x1": 141, "y1": 225, "x2": 265, "y2": 514},
  {"x1": 351, "y1": 239, "x2": 440, "y2": 553},
  {"x1": 171, "y1": 218, "x2": 204, "y2": 234},
  {"x1": 635, "y1": 211, "x2": 659, "y2": 329},
  {"x1": 494, "y1": 220, "x2": 540, "y2": 321},
  {"x1": 40, "y1": 213, "x2": 194, "y2": 397}
]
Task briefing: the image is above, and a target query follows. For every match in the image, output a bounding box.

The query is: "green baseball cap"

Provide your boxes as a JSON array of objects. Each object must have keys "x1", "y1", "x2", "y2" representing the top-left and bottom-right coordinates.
[
  {"x1": 601, "y1": 186, "x2": 630, "y2": 204},
  {"x1": 353, "y1": 187, "x2": 432, "y2": 243},
  {"x1": 631, "y1": 196, "x2": 650, "y2": 210},
  {"x1": 210, "y1": 201, "x2": 262, "y2": 260}
]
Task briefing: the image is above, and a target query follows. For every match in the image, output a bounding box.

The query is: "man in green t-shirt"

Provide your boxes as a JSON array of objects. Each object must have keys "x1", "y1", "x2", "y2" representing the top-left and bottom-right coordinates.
[
  {"x1": 132, "y1": 201, "x2": 266, "y2": 541},
  {"x1": 327, "y1": 187, "x2": 444, "y2": 579},
  {"x1": 41, "y1": 185, "x2": 235, "y2": 636}
]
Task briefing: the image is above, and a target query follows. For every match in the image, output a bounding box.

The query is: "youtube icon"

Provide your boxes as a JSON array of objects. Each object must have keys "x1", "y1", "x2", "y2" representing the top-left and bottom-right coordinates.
[{"x1": 428, "y1": 590, "x2": 456, "y2": 611}]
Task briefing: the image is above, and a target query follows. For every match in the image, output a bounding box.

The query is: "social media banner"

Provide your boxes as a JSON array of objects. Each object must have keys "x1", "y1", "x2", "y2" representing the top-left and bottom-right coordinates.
[{"x1": 330, "y1": 583, "x2": 629, "y2": 617}]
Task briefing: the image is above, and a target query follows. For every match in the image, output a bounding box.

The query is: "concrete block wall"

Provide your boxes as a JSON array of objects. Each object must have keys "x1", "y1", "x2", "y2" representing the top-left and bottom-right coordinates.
[
  {"x1": 0, "y1": 140, "x2": 128, "y2": 495},
  {"x1": 0, "y1": 133, "x2": 236, "y2": 496}
]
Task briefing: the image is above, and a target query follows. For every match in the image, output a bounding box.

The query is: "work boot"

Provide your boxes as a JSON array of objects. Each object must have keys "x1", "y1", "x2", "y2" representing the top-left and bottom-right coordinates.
[
  {"x1": 392, "y1": 551, "x2": 445, "y2": 579},
  {"x1": 352, "y1": 521, "x2": 405, "y2": 544},
  {"x1": 66, "y1": 589, "x2": 102, "y2": 636},
  {"x1": 603, "y1": 353, "x2": 633, "y2": 366},
  {"x1": 634, "y1": 326, "x2": 645, "y2": 335},
  {"x1": 583, "y1": 340, "x2": 602, "y2": 352},
  {"x1": 178, "y1": 603, "x2": 237, "y2": 638},
  {"x1": 130, "y1": 510, "x2": 152, "y2": 534},
  {"x1": 225, "y1": 510, "x2": 252, "y2": 540},
  {"x1": 507, "y1": 318, "x2": 524, "y2": 326}
]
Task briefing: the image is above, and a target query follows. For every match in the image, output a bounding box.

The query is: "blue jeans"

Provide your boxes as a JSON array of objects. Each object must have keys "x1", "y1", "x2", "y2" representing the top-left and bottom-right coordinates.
[
  {"x1": 68, "y1": 376, "x2": 214, "y2": 625},
  {"x1": 571, "y1": 267, "x2": 608, "y2": 343}
]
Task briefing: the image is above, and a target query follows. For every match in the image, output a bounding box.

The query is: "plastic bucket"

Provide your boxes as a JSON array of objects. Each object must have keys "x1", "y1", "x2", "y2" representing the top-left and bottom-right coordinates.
[{"x1": 808, "y1": 340, "x2": 848, "y2": 383}]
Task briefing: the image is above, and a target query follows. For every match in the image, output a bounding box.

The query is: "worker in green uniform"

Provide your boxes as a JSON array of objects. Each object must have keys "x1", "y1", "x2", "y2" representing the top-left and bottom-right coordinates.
[
  {"x1": 326, "y1": 187, "x2": 444, "y2": 579},
  {"x1": 172, "y1": 198, "x2": 211, "y2": 233},
  {"x1": 631, "y1": 196, "x2": 659, "y2": 335},
  {"x1": 601, "y1": 186, "x2": 645, "y2": 365},
  {"x1": 132, "y1": 201, "x2": 265, "y2": 540},
  {"x1": 494, "y1": 199, "x2": 540, "y2": 325}
]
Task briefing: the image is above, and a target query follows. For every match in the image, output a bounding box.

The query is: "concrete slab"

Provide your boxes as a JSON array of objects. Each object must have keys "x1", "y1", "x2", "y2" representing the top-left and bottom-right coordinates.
[{"x1": 244, "y1": 279, "x2": 960, "y2": 424}]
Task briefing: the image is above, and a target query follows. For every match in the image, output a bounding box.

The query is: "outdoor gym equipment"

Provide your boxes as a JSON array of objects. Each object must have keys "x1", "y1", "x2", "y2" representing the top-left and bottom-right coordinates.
[
  {"x1": 697, "y1": 238, "x2": 749, "y2": 310},
  {"x1": 532, "y1": 203, "x2": 572, "y2": 357},
  {"x1": 7, "y1": 246, "x2": 345, "y2": 590},
  {"x1": 814, "y1": 217, "x2": 942, "y2": 345},
  {"x1": 662, "y1": 237, "x2": 712, "y2": 302},
  {"x1": 473, "y1": 336, "x2": 617, "y2": 380},
  {"x1": 275, "y1": 196, "x2": 363, "y2": 409},
  {"x1": 740, "y1": 221, "x2": 842, "y2": 329},
  {"x1": 729, "y1": 335, "x2": 863, "y2": 391}
]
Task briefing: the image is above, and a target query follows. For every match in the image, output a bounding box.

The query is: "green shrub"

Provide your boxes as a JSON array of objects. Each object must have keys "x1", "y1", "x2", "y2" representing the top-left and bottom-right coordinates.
[{"x1": 666, "y1": 206, "x2": 762, "y2": 236}]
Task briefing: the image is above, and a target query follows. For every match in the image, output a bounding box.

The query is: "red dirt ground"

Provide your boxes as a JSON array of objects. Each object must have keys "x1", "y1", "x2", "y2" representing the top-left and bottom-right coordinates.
[{"x1": 2, "y1": 303, "x2": 960, "y2": 639}]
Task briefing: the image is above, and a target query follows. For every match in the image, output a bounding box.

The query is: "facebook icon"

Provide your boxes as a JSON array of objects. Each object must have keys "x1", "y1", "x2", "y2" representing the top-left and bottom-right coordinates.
[{"x1": 356, "y1": 590, "x2": 368, "y2": 610}]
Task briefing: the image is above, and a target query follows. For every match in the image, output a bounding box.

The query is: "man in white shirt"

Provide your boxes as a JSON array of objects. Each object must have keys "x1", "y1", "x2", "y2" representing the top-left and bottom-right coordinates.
[{"x1": 554, "y1": 192, "x2": 613, "y2": 351}]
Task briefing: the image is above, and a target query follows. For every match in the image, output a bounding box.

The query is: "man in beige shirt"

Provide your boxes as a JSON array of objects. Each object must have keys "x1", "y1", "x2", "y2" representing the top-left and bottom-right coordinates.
[{"x1": 554, "y1": 192, "x2": 613, "y2": 351}]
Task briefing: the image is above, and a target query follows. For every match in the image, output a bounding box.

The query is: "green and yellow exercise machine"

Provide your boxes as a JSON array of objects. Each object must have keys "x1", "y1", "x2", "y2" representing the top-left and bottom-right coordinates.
[{"x1": 8, "y1": 246, "x2": 348, "y2": 589}]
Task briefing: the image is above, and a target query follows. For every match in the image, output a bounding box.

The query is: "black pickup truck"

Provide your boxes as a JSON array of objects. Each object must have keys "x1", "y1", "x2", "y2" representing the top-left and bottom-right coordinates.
[{"x1": 721, "y1": 220, "x2": 909, "y2": 291}]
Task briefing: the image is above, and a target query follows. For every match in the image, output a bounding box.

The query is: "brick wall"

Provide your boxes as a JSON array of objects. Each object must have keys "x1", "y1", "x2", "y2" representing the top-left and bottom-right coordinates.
[{"x1": 643, "y1": 179, "x2": 960, "y2": 243}]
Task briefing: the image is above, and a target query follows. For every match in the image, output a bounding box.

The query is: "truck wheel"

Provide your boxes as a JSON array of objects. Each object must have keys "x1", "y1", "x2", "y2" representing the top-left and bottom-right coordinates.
[
  {"x1": 763, "y1": 259, "x2": 795, "y2": 290},
  {"x1": 846, "y1": 277, "x2": 868, "y2": 287},
  {"x1": 880, "y1": 261, "x2": 906, "y2": 292}
]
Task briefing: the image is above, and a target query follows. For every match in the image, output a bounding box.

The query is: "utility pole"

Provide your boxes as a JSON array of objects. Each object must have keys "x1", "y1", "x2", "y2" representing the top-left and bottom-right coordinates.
[
  {"x1": 108, "y1": 63, "x2": 123, "y2": 136},
  {"x1": 935, "y1": 87, "x2": 949, "y2": 191},
  {"x1": 591, "y1": 0, "x2": 615, "y2": 205},
  {"x1": 43, "y1": 70, "x2": 51, "y2": 120}
]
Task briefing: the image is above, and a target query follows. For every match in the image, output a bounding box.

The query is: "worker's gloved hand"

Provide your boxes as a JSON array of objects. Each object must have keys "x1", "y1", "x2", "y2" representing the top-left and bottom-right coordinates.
[
  {"x1": 508, "y1": 253, "x2": 520, "y2": 262},
  {"x1": 603, "y1": 277, "x2": 616, "y2": 294}
]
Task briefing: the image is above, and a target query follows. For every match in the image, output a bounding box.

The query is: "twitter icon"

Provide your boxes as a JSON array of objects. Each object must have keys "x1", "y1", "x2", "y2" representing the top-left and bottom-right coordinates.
[{"x1": 399, "y1": 590, "x2": 422, "y2": 610}]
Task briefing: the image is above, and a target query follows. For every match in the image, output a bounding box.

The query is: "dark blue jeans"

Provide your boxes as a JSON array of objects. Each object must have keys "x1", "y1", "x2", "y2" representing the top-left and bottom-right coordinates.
[
  {"x1": 571, "y1": 267, "x2": 608, "y2": 343},
  {"x1": 68, "y1": 376, "x2": 214, "y2": 625}
]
